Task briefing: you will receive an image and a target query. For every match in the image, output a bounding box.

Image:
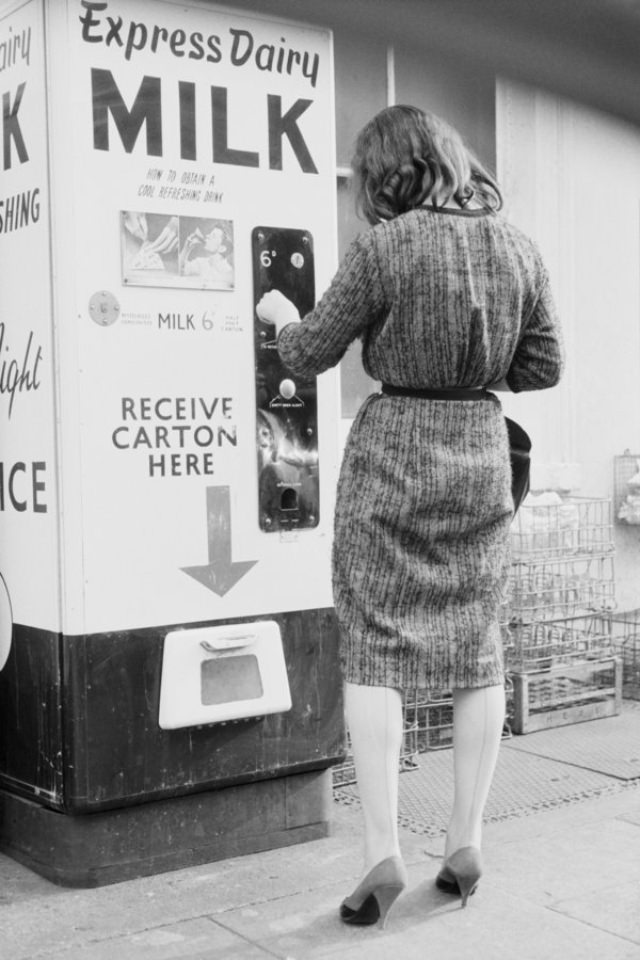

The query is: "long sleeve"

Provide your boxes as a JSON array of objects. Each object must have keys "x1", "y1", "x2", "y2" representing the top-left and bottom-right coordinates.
[
  {"x1": 277, "y1": 233, "x2": 387, "y2": 379},
  {"x1": 506, "y1": 270, "x2": 565, "y2": 392}
]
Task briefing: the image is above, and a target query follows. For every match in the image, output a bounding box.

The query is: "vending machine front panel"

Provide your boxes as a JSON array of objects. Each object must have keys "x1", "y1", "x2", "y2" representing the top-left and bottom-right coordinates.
[{"x1": 253, "y1": 227, "x2": 319, "y2": 532}]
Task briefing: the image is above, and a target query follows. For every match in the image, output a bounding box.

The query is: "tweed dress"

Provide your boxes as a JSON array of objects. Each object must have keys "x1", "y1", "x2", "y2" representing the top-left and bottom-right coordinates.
[{"x1": 278, "y1": 207, "x2": 564, "y2": 690}]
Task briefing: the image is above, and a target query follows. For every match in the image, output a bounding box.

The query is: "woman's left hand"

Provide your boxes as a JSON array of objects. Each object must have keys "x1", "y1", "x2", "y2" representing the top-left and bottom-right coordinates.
[{"x1": 256, "y1": 290, "x2": 301, "y2": 336}]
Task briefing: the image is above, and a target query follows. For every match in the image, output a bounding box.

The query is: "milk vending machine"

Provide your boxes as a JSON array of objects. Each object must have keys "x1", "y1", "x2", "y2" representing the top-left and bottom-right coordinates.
[{"x1": 0, "y1": 0, "x2": 345, "y2": 885}]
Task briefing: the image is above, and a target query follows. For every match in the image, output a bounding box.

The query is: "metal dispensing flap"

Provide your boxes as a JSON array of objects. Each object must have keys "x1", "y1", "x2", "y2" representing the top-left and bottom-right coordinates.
[{"x1": 158, "y1": 620, "x2": 291, "y2": 729}]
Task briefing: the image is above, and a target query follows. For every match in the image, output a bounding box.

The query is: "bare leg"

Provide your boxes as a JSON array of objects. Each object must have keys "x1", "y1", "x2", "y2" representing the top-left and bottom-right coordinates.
[
  {"x1": 344, "y1": 681, "x2": 404, "y2": 870},
  {"x1": 445, "y1": 684, "x2": 505, "y2": 857}
]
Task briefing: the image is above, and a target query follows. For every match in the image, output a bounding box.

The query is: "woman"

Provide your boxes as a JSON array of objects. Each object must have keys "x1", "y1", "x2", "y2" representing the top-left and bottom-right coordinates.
[{"x1": 257, "y1": 105, "x2": 564, "y2": 927}]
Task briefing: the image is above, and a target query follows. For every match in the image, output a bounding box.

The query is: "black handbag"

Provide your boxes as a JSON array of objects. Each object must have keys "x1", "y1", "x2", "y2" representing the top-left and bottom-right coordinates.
[{"x1": 505, "y1": 417, "x2": 531, "y2": 513}]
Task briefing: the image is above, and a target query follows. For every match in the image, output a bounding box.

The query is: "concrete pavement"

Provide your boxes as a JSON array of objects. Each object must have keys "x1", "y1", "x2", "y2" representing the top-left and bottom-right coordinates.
[{"x1": 2, "y1": 725, "x2": 640, "y2": 959}]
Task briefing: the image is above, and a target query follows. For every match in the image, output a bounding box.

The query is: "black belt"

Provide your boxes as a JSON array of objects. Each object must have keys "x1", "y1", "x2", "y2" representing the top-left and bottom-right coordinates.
[{"x1": 381, "y1": 384, "x2": 493, "y2": 402}]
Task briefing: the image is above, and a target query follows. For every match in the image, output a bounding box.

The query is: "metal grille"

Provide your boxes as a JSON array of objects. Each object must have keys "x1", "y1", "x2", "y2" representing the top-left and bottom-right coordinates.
[
  {"x1": 334, "y1": 740, "x2": 638, "y2": 837},
  {"x1": 510, "y1": 496, "x2": 614, "y2": 560}
]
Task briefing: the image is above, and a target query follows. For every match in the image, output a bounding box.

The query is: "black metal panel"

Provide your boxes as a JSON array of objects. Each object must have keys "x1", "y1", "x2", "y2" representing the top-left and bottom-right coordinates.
[
  {"x1": 253, "y1": 226, "x2": 320, "y2": 532},
  {"x1": 62, "y1": 608, "x2": 345, "y2": 813},
  {"x1": 0, "y1": 624, "x2": 64, "y2": 806}
]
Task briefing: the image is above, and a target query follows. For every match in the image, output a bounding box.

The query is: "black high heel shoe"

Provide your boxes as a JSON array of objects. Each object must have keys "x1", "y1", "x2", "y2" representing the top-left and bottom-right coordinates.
[
  {"x1": 435, "y1": 846, "x2": 482, "y2": 908},
  {"x1": 340, "y1": 855, "x2": 407, "y2": 928}
]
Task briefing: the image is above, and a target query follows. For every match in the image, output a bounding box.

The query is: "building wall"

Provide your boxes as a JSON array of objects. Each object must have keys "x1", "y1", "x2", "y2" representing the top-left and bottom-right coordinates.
[{"x1": 497, "y1": 81, "x2": 640, "y2": 610}]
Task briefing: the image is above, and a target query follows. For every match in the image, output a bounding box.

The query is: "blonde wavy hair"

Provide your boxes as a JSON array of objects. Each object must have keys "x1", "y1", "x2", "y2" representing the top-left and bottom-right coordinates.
[{"x1": 352, "y1": 105, "x2": 503, "y2": 224}]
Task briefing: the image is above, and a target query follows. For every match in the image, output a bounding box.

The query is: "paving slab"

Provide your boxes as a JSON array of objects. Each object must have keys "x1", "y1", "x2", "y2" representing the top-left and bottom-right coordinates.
[
  {"x1": 0, "y1": 848, "x2": 65, "y2": 904},
  {"x1": 0, "y1": 803, "x2": 429, "y2": 960},
  {"x1": 476, "y1": 787, "x2": 640, "y2": 867},
  {"x1": 2, "y1": 706, "x2": 640, "y2": 960},
  {"x1": 504, "y1": 706, "x2": 640, "y2": 780},
  {"x1": 217, "y1": 861, "x2": 640, "y2": 960},
  {"x1": 486, "y1": 816, "x2": 640, "y2": 902},
  {"x1": 552, "y1": 880, "x2": 640, "y2": 945},
  {"x1": 18, "y1": 917, "x2": 274, "y2": 960},
  {"x1": 619, "y1": 807, "x2": 640, "y2": 827}
]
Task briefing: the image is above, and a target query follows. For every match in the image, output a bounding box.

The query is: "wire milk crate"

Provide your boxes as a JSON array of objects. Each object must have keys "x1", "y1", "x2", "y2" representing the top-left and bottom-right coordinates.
[
  {"x1": 503, "y1": 615, "x2": 614, "y2": 674},
  {"x1": 403, "y1": 690, "x2": 454, "y2": 752},
  {"x1": 510, "y1": 496, "x2": 614, "y2": 560},
  {"x1": 505, "y1": 554, "x2": 616, "y2": 624},
  {"x1": 402, "y1": 687, "x2": 513, "y2": 752},
  {"x1": 503, "y1": 493, "x2": 620, "y2": 734},
  {"x1": 613, "y1": 453, "x2": 640, "y2": 524},
  {"x1": 510, "y1": 656, "x2": 622, "y2": 734},
  {"x1": 610, "y1": 611, "x2": 640, "y2": 699}
]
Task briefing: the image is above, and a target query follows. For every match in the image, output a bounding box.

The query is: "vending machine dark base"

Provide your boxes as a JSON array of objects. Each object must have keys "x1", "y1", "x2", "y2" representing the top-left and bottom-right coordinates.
[{"x1": 0, "y1": 767, "x2": 331, "y2": 887}]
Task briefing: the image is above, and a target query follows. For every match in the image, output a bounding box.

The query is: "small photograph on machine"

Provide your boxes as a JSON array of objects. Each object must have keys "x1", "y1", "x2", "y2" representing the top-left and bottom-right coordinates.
[{"x1": 121, "y1": 212, "x2": 235, "y2": 290}]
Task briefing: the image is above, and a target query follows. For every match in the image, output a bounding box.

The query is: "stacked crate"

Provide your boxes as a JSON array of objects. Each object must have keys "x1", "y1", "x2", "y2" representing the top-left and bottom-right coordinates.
[
  {"x1": 504, "y1": 497, "x2": 622, "y2": 733},
  {"x1": 403, "y1": 689, "x2": 455, "y2": 753},
  {"x1": 610, "y1": 611, "x2": 640, "y2": 700},
  {"x1": 402, "y1": 683, "x2": 513, "y2": 753}
]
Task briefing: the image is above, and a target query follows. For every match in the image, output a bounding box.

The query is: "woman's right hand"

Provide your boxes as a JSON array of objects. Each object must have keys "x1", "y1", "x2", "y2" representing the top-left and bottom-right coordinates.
[{"x1": 256, "y1": 290, "x2": 301, "y2": 336}]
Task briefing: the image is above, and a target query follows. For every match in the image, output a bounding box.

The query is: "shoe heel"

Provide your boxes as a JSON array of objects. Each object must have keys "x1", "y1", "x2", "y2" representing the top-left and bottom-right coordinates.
[
  {"x1": 441, "y1": 846, "x2": 482, "y2": 909},
  {"x1": 458, "y1": 877, "x2": 479, "y2": 909},
  {"x1": 374, "y1": 883, "x2": 404, "y2": 928}
]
